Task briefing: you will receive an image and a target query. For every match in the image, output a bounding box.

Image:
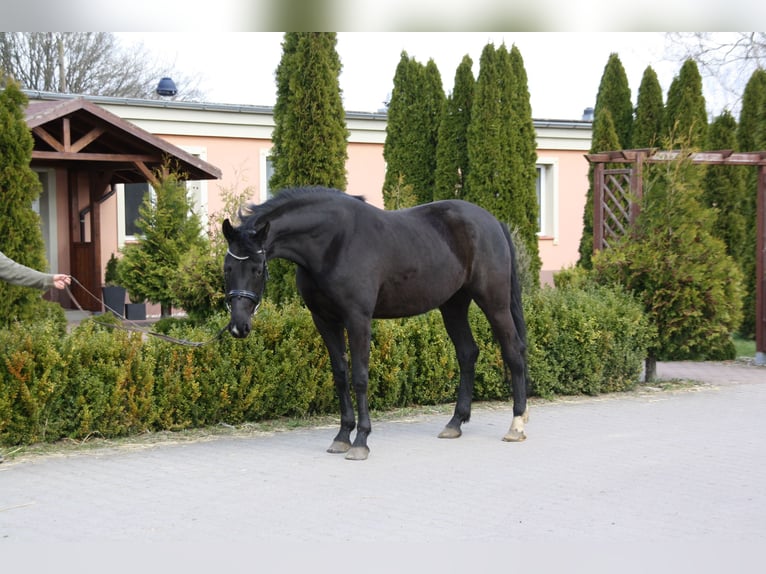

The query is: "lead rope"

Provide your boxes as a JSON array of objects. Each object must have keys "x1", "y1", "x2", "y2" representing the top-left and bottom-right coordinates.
[{"x1": 65, "y1": 276, "x2": 229, "y2": 347}]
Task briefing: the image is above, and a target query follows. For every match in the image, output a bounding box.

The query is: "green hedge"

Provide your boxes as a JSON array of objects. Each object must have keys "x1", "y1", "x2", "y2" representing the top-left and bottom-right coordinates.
[{"x1": 1, "y1": 285, "x2": 653, "y2": 447}]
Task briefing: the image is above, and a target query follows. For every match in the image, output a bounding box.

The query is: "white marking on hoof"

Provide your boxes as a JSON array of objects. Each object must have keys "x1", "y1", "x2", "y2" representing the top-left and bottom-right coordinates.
[{"x1": 503, "y1": 413, "x2": 527, "y2": 442}]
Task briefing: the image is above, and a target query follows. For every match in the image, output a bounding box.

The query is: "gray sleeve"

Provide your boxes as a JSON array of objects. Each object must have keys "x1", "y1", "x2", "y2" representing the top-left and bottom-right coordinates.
[{"x1": 0, "y1": 250, "x2": 54, "y2": 290}]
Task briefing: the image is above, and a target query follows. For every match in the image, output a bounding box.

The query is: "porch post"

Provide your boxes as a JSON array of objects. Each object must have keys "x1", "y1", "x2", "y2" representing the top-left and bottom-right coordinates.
[{"x1": 592, "y1": 161, "x2": 604, "y2": 253}]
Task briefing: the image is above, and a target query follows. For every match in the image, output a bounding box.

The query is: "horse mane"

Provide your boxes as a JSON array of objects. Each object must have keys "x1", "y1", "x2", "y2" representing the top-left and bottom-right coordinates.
[{"x1": 238, "y1": 186, "x2": 366, "y2": 232}]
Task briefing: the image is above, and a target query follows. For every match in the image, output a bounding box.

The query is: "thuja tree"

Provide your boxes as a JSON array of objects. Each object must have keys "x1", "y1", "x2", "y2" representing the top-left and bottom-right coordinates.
[
  {"x1": 268, "y1": 32, "x2": 348, "y2": 304},
  {"x1": 703, "y1": 111, "x2": 748, "y2": 273},
  {"x1": 663, "y1": 58, "x2": 708, "y2": 148},
  {"x1": 632, "y1": 66, "x2": 664, "y2": 149},
  {"x1": 383, "y1": 52, "x2": 445, "y2": 208},
  {"x1": 465, "y1": 43, "x2": 540, "y2": 284},
  {"x1": 434, "y1": 55, "x2": 474, "y2": 201},
  {"x1": 269, "y1": 32, "x2": 348, "y2": 191},
  {"x1": 0, "y1": 79, "x2": 53, "y2": 326},
  {"x1": 578, "y1": 53, "x2": 633, "y2": 269},
  {"x1": 465, "y1": 44, "x2": 507, "y2": 215},
  {"x1": 593, "y1": 150, "x2": 743, "y2": 379},
  {"x1": 737, "y1": 68, "x2": 766, "y2": 337},
  {"x1": 507, "y1": 44, "x2": 541, "y2": 285},
  {"x1": 117, "y1": 167, "x2": 205, "y2": 318},
  {"x1": 596, "y1": 53, "x2": 633, "y2": 149}
]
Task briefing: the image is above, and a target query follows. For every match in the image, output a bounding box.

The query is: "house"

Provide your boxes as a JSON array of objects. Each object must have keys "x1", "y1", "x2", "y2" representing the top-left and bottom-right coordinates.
[{"x1": 24, "y1": 90, "x2": 592, "y2": 312}]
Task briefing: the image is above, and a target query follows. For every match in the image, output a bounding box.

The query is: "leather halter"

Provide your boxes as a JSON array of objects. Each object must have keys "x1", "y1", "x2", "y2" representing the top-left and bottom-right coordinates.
[{"x1": 225, "y1": 248, "x2": 268, "y2": 314}]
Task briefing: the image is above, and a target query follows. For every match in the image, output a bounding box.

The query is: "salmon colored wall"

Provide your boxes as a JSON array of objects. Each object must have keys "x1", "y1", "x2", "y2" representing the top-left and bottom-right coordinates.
[
  {"x1": 159, "y1": 135, "x2": 388, "y2": 212},
  {"x1": 537, "y1": 149, "x2": 590, "y2": 285},
  {"x1": 158, "y1": 135, "x2": 272, "y2": 214},
  {"x1": 346, "y1": 142, "x2": 385, "y2": 208}
]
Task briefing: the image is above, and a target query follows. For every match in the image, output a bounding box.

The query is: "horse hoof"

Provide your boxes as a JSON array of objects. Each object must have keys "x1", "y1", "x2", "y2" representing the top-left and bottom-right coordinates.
[
  {"x1": 438, "y1": 426, "x2": 462, "y2": 439},
  {"x1": 345, "y1": 446, "x2": 370, "y2": 461},
  {"x1": 502, "y1": 429, "x2": 527, "y2": 442},
  {"x1": 502, "y1": 414, "x2": 527, "y2": 442},
  {"x1": 327, "y1": 441, "x2": 351, "y2": 454}
]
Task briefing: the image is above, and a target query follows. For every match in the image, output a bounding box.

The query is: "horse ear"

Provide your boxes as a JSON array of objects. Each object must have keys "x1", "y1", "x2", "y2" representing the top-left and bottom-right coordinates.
[
  {"x1": 222, "y1": 218, "x2": 235, "y2": 243},
  {"x1": 253, "y1": 221, "x2": 270, "y2": 244}
]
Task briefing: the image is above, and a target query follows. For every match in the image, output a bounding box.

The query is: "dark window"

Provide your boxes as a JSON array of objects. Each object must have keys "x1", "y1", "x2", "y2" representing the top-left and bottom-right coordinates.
[{"x1": 125, "y1": 182, "x2": 150, "y2": 236}]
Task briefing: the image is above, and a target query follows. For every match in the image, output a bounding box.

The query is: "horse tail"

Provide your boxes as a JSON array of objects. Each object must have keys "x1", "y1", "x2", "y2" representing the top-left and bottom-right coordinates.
[{"x1": 502, "y1": 222, "x2": 532, "y2": 395}]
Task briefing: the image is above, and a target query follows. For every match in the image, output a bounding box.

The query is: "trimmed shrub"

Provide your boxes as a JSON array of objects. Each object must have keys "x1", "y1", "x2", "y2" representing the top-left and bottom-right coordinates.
[
  {"x1": 0, "y1": 319, "x2": 66, "y2": 444},
  {"x1": 56, "y1": 318, "x2": 155, "y2": 439},
  {"x1": 1, "y1": 285, "x2": 654, "y2": 447},
  {"x1": 525, "y1": 283, "x2": 654, "y2": 398}
]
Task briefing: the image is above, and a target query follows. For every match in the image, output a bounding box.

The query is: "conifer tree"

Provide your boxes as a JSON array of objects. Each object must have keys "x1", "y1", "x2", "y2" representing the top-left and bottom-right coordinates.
[
  {"x1": 663, "y1": 58, "x2": 708, "y2": 148},
  {"x1": 382, "y1": 52, "x2": 445, "y2": 207},
  {"x1": 507, "y1": 45, "x2": 541, "y2": 284},
  {"x1": 117, "y1": 167, "x2": 205, "y2": 317},
  {"x1": 703, "y1": 111, "x2": 747, "y2": 271},
  {"x1": 578, "y1": 53, "x2": 633, "y2": 269},
  {"x1": 269, "y1": 32, "x2": 348, "y2": 191},
  {"x1": 267, "y1": 32, "x2": 348, "y2": 304},
  {"x1": 269, "y1": 32, "x2": 299, "y2": 191},
  {"x1": 465, "y1": 44, "x2": 505, "y2": 215},
  {"x1": 434, "y1": 55, "x2": 474, "y2": 201},
  {"x1": 0, "y1": 79, "x2": 52, "y2": 327},
  {"x1": 465, "y1": 43, "x2": 540, "y2": 284},
  {"x1": 736, "y1": 68, "x2": 766, "y2": 337},
  {"x1": 595, "y1": 53, "x2": 633, "y2": 149},
  {"x1": 632, "y1": 66, "x2": 664, "y2": 149}
]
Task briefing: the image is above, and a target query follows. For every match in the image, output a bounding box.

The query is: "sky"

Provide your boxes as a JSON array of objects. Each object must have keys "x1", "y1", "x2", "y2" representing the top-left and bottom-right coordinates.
[{"x1": 114, "y1": 32, "x2": 731, "y2": 122}]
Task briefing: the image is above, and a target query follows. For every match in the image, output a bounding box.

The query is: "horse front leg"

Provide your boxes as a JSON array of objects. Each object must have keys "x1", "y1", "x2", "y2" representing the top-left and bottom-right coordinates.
[
  {"x1": 311, "y1": 313, "x2": 355, "y2": 454},
  {"x1": 345, "y1": 318, "x2": 373, "y2": 461}
]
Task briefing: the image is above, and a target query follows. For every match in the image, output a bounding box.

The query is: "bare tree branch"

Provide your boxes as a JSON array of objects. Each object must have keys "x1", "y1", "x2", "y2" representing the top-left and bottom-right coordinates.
[
  {"x1": 664, "y1": 32, "x2": 766, "y2": 116},
  {"x1": 0, "y1": 32, "x2": 205, "y2": 101}
]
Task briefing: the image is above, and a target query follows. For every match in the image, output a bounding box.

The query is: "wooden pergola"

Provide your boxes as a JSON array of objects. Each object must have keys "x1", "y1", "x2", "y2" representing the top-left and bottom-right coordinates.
[{"x1": 586, "y1": 148, "x2": 766, "y2": 364}]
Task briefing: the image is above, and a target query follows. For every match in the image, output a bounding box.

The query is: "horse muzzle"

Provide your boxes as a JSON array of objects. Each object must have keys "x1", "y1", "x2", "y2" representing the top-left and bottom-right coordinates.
[{"x1": 226, "y1": 289, "x2": 261, "y2": 338}]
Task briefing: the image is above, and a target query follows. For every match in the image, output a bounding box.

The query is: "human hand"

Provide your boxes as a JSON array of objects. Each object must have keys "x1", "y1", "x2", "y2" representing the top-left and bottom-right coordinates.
[{"x1": 53, "y1": 274, "x2": 72, "y2": 290}]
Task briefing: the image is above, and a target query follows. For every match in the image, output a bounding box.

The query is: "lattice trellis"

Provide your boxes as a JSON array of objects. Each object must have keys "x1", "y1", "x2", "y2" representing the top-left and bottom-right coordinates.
[{"x1": 600, "y1": 168, "x2": 635, "y2": 249}]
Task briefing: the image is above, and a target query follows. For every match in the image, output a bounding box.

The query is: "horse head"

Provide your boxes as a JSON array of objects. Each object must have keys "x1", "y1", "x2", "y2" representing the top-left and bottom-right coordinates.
[{"x1": 222, "y1": 218, "x2": 269, "y2": 338}]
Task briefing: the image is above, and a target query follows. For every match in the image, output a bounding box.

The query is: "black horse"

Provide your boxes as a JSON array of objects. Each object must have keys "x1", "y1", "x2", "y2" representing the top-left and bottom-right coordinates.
[{"x1": 223, "y1": 187, "x2": 530, "y2": 460}]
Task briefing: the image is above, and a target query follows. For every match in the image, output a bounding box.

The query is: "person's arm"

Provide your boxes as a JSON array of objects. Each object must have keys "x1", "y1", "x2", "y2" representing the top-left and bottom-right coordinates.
[{"x1": 0, "y1": 250, "x2": 57, "y2": 290}]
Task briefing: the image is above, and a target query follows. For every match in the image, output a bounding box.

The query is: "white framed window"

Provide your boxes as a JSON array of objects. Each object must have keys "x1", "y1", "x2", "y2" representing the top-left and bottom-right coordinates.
[
  {"x1": 536, "y1": 158, "x2": 558, "y2": 242},
  {"x1": 260, "y1": 148, "x2": 275, "y2": 203},
  {"x1": 117, "y1": 147, "x2": 210, "y2": 245},
  {"x1": 117, "y1": 182, "x2": 152, "y2": 245},
  {"x1": 181, "y1": 146, "x2": 209, "y2": 232},
  {"x1": 32, "y1": 169, "x2": 58, "y2": 271}
]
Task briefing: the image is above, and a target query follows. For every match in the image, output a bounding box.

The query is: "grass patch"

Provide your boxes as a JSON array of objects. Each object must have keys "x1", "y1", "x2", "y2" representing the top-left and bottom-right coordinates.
[{"x1": 733, "y1": 334, "x2": 756, "y2": 358}]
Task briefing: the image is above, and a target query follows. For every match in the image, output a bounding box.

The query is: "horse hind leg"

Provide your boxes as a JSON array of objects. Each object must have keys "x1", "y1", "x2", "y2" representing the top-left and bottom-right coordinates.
[
  {"x1": 483, "y1": 307, "x2": 530, "y2": 443},
  {"x1": 438, "y1": 294, "x2": 479, "y2": 439}
]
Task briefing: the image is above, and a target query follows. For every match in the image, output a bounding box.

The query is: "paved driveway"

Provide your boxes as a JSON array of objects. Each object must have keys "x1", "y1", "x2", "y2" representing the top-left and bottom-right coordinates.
[{"x1": 1, "y1": 361, "x2": 764, "y2": 547}]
